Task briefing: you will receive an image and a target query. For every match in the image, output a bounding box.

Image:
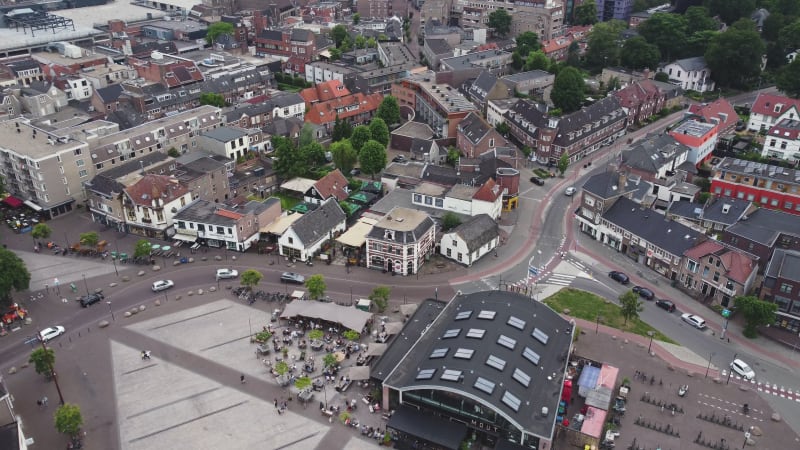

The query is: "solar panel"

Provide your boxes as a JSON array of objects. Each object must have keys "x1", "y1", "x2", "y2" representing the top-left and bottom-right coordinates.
[
  {"x1": 443, "y1": 329, "x2": 461, "y2": 339},
  {"x1": 455, "y1": 310, "x2": 473, "y2": 321},
  {"x1": 477, "y1": 310, "x2": 496, "y2": 320},
  {"x1": 474, "y1": 377, "x2": 496, "y2": 395},
  {"x1": 454, "y1": 348, "x2": 474, "y2": 360},
  {"x1": 497, "y1": 334, "x2": 517, "y2": 350},
  {"x1": 441, "y1": 369, "x2": 462, "y2": 382},
  {"x1": 486, "y1": 354, "x2": 506, "y2": 371},
  {"x1": 532, "y1": 328, "x2": 549, "y2": 345},
  {"x1": 416, "y1": 368, "x2": 436, "y2": 380},
  {"x1": 502, "y1": 390, "x2": 521, "y2": 412},
  {"x1": 507, "y1": 316, "x2": 526, "y2": 330},
  {"x1": 430, "y1": 348, "x2": 449, "y2": 359},
  {"x1": 513, "y1": 368, "x2": 531, "y2": 387},
  {"x1": 523, "y1": 347, "x2": 540, "y2": 365},
  {"x1": 466, "y1": 328, "x2": 486, "y2": 339}
]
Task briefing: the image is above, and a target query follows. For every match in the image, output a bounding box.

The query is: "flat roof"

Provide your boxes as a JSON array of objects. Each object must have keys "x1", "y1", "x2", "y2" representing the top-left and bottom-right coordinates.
[
  {"x1": 671, "y1": 119, "x2": 716, "y2": 137},
  {"x1": 407, "y1": 72, "x2": 475, "y2": 113},
  {"x1": 375, "y1": 207, "x2": 430, "y2": 231},
  {"x1": 0, "y1": 120, "x2": 85, "y2": 160}
]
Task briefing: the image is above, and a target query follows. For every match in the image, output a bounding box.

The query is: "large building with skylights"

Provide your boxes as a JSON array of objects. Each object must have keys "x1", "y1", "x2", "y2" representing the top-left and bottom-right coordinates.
[{"x1": 376, "y1": 291, "x2": 574, "y2": 450}]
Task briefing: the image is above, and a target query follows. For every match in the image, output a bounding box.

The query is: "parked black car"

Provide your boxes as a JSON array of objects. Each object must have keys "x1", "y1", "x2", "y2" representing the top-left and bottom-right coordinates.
[
  {"x1": 655, "y1": 299, "x2": 676, "y2": 312},
  {"x1": 632, "y1": 286, "x2": 655, "y2": 300},
  {"x1": 80, "y1": 292, "x2": 105, "y2": 308},
  {"x1": 608, "y1": 271, "x2": 630, "y2": 284},
  {"x1": 529, "y1": 176, "x2": 545, "y2": 186}
]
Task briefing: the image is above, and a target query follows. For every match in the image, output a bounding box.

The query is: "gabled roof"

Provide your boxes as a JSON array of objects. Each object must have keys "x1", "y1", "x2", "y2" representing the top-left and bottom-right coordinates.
[
  {"x1": 95, "y1": 84, "x2": 124, "y2": 103},
  {"x1": 671, "y1": 56, "x2": 708, "y2": 72},
  {"x1": 472, "y1": 178, "x2": 502, "y2": 203},
  {"x1": 288, "y1": 198, "x2": 346, "y2": 245},
  {"x1": 725, "y1": 208, "x2": 800, "y2": 245},
  {"x1": 458, "y1": 112, "x2": 492, "y2": 145},
  {"x1": 683, "y1": 240, "x2": 757, "y2": 284},
  {"x1": 290, "y1": 28, "x2": 314, "y2": 42},
  {"x1": 410, "y1": 138, "x2": 435, "y2": 156},
  {"x1": 124, "y1": 174, "x2": 189, "y2": 207},
  {"x1": 312, "y1": 169, "x2": 349, "y2": 201},
  {"x1": 582, "y1": 171, "x2": 651, "y2": 201},
  {"x1": 305, "y1": 92, "x2": 383, "y2": 125},
  {"x1": 259, "y1": 29, "x2": 284, "y2": 41},
  {"x1": 203, "y1": 126, "x2": 247, "y2": 143},
  {"x1": 467, "y1": 71, "x2": 500, "y2": 103},
  {"x1": 613, "y1": 79, "x2": 662, "y2": 108},
  {"x1": 425, "y1": 38, "x2": 452, "y2": 55},
  {"x1": 450, "y1": 214, "x2": 499, "y2": 252},
  {"x1": 603, "y1": 197, "x2": 705, "y2": 256},
  {"x1": 687, "y1": 99, "x2": 738, "y2": 132},
  {"x1": 553, "y1": 97, "x2": 626, "y2": 147},
  {"x1": 668, "y1": 197, "x2": 750, "y2": 226},
  {"x1": 299, "y1": 79, "x2": 350, "y2": 105},
  {"x1": 767, "y1": 118, "x2": 800, "y2": 140},
  {"x1": 621, "y1": 133, "x2": 689, "y2": 174},
  {"x1": 750, "y1": 92, "x2": 800, "y2": 118}
]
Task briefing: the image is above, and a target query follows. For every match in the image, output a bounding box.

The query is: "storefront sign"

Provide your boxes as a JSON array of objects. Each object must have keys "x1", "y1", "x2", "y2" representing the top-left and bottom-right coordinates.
[{"x1": 469, "y1": 419, "x2": 500, "y2": 433}]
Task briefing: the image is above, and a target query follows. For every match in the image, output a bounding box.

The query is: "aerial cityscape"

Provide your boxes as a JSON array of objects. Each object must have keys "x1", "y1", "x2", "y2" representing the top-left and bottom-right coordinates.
[{"x1": 1, "y1": 0, "x2": 800, "y2": 449}]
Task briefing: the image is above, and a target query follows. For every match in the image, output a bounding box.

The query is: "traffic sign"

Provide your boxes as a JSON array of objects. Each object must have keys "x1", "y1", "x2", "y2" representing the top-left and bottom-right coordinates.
[{"x1": 722, "y1": 309, "x2": 731, "y2": 318}]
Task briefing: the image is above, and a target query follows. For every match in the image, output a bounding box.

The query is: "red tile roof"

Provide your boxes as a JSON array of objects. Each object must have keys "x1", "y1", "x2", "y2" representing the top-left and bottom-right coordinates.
[
  {"x1": 683, "y1": 240, "x2": 756, "y2": 285},
  {"x1": 300, "y1": 80, "x2": 351, "y2": 106},
  {"x1": 768, "y1": 118, "x2": 800, "y2": 140},
  {"x1": 750, "y1": 93, "x2": 800, "y2": 118},
  {"x1": 313, "y1": 169, "x2": 349, "y2": 201},
  {"x1": 305, "y1": 92, "x2": 383, "y2": 125},
  {"x1": 216, "y1": 209, "x2": 244, "y2": 220},
  {"x1": 472, "y1": 178, "x2": 502, "y2": 202},
  {"x1": 613, "y1": 79, "x2": 661, "y2": 108},
  {"x1": 124, "y1": 174, "x2": 189, "y2": 206},
  {"x1": 687, "y1": 99, "x2": 738, "y2": 133}
]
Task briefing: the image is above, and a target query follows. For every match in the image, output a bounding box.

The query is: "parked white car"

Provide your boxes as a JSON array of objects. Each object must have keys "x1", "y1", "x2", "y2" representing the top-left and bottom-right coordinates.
[
  {"x1": 730, "y1": 358, "x2": 756, "y2": 380},
  {"x1": 216, "y1": 268, "x2": 239, "y2": 280},
  {"x1": 565, "y1": 186, "x2": 577, "y2": 196},
  {"x1": 680, "y1": 313, "x2": 707, "y2": 330},
  {"x1": 151, "y1": 280, "x2": 175, "y2": 292},
  {"x1": 39, "y1": 326, "x2": 65, "y2": 342}
]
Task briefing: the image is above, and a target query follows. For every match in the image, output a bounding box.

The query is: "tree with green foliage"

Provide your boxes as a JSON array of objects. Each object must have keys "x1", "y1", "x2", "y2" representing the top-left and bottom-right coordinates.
[
  {"x1": 350, "y1": 125, "x2": 372, "y2": 152},
  {"x1": 619, "y1": 290, "x2": 643, "y2": 325},
  {"x1": 205, "y1": 21, "x2": 234, "y2": 44},
  {"x1": 355, "y1": 34, "x2": 366, "y2": 49},
  {"x1": 705, "y1": 19, "x2": 765, "y2": 88},
  {"x1": 446, "y1": 147, "x2": 460, "y2": 166},
  {"x1": 133, "y1": 239, "x2": 152, "y2": 258},
  {"x1": 735, "y1": 295, "x2": 778, "y2": 338},
  {"x1": 340, "y1": 36, "x2": 353, "y2": 53},
  {"x1": 638, "y1": 12, "x2": 688, "y2": 61},
  {"x1": 369, "y1": 286, "x2": 391, "y2": 312},
  {"x1": 255, "y1": 330, "x2": 272, "y2": 342},
  {"x1": 574, "y1": 0, "x2": 598, "y2": 25},
  {"x1": 199, "y1": 92, "x2": 226, "y2": 107},
  {"x1": 29, "y1": 347, "x2": 55, "y2": 378},
  {"x1": 330, "y1": 139, "x2": 358, "y2": 174},
  {"x1": 442, "y1": 212, "x2": 461, "y2": 231},
  {"x1": 777, "y1": 58, "x2": 800, "y2": 97},
  {"x1": 496, "y1": 122, "x2": 510, "y2": 136},
  {"x1": 331, "y1": 24, "x2": 348, "y2": 47},
  {"x1": 299, "y1": 123, "x2": 315, "y2": 148},
  {"x1": 654, "y1": 71, "x2": 669, "y2": 82},
  {"x1": 551, "y1": 67, "x2": 585, "y2": 113},
  {"x1": 272, "y1": 136, "x2": 305, "y2": 179},
  {"x1": 704, "y1": 0, "x2": 757, "y2": 26},
  {"x1": 685, "y1": 6, "x2": 718, "y2": 34},
  {"x1": 295, "y1": 375, "x2": 312, "y2": 394},
  {"x1": 778, "y1": 19, "x2": 800, "y2": 53},
  {"x1": 275, "y1": 360, "x2": 289, "y2": 376},
  {"x1": 685, "y1": 29, "x2": 718, "y2": 58},
  {"x1": 331, "y1": 116, "x2": 352, "y2": 142},
  {"x1": 488, "y1": 9, "x2": 512, "y2": 36},
  {"x1": 323, "y1": 353, "x2": 338, "y2": 368},
  {"x1": 240, "y1": 269, "x2": 263, "y2": 290},
  {"x1": 369, "y1": 118, "x2": 390, "y2": 146},
  {"x1": 512, "y1": 31, "x2": 540, "y2": 69},
  {"x1": 343, "y1": 329, "x2": 360, "y2": 341},
  {"x1": 54, "y1": 403, "x2": 84, "y2": 438},
  {"x1": 566, "y1": 41, "x2": 581, "y2": 67},
  {"x1": 352, "y1": 13, "x2": 360, "y2": 24},
  {"x1": 525, "y1": 50, "x2": 551, "y2": 71},
  {"x1": 329, "y1": 47, "x2": 342, "y2": 61},
  {"x1": 31, "y1": 223, "x2": 52, "y2": 243},
  {"x1": 167, "y1": 147, "x2": 181, "y2": 157},
  {"x1": 359, "y1": 140, "x2": 387, "y2": 178},
  {"x1": 584, "y1": 20, "x2": 627, "y2": 70},
  {"x1": 301, "y1": 141, "x2": 327, "y2": 169},
  {"x1": 376, "y1": 96, "x2": 401, "y2": 126},
  {"x1": 79, "y1": 231, "x2": 99, "y2": 247},
  {"x1": 305, "y1": 274, "x2": 326, "y2": 300},
  {"x1": 557, "y1": 152, "x2": 570, "y2": 176},
  {"x1": 308, "y1": 329, "x2": 324, "y2": 341},
  {"x1": 621, "y1": 36, "x2": 660, "y2": 71},
  {"x1": 366, "y1": 37, "x2": 377, "y2": 48},
  {"x1": 762, "y1": 10, "x2": 790, "y2": 42}
]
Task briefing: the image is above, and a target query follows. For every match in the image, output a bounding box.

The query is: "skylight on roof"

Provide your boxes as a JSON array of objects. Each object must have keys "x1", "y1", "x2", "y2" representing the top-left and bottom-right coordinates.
[
  {"x1": 455, "y1": 310, "x2": 473, "y2": 321},
  {"x1": 477, "y1": 310, "x2": 496, "y2": 320},
  {"x1": 430, "y1": 348, "x2": 449, "y2": 359},
  {"x1": 441, "y1": 369, "x2": 463, "y2": 382},
  {"x1": 532, "y1": 328, "x2": 550, "y2": 345},
  {"x1": 474, "y1": 377, "x2": 496, "y2": 395},
  {"x1": 502, "y1": 390, "x2": 522, "y2": 412},
  {"x1": 497, "y1": 334, "x2": 517, "y2": 350},
  {"x1": 523, "y1": 347, "x2": 541, "y2": 365},
  {"x1": 443, "y1": 329, "x2": 461, "y2": 339},
  {"x1": 416, "y1": 369, "x2": 436, "y2": 380},
  {"x1": 486, "y1": 355, "x2": 506, "y2": 371},
  {"x1": 507, "y1": 316, "x2": 526, "y2": 330},
  {"x1": 513, "y1": 368, "x2": 531, "y2": 387},
  {"x1": 466, "y1": 328, "x2": 486, "y2": 339},
  {"x1": 454, "y1": 348, "x2": 474, "y2": 360}
]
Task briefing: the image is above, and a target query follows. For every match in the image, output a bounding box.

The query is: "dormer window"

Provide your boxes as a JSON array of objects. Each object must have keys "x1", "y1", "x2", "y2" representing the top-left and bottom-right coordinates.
[{"x1": 385, "y1": 230, "x2": 395, "y2": 240}]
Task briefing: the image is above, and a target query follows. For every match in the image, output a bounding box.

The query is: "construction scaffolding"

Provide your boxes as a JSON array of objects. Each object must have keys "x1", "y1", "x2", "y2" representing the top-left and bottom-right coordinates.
[{"x1": 5, "y1": 8, "x2": 75, "y2": 37}]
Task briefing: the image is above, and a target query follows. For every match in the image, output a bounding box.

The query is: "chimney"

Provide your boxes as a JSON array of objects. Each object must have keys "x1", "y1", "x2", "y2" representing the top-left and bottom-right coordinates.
[{"x1": 618, "y1": 171, "x2": 627, "y2": 191}]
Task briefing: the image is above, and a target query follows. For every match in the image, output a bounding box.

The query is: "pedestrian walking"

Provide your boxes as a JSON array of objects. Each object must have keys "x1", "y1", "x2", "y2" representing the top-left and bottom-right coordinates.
[
  {"x1": 274, "y1": 398, "x2": 278, "y2": 408},
  {"x1": 42, "y1": 396, "x2": 48, "y2": 406},
  {"x1": 240, "y1": 374, "x2": 246, "y2": 384}
]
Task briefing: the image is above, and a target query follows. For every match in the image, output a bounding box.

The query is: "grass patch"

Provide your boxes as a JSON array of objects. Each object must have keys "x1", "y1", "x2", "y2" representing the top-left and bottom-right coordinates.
[
  {"x1": 543, "y1": 288, "x2": 677, "y2": 344},
  {"x1": 269, "y1": 193, "x2": 302, "y2": 210},
  {"x1": 277, "y1": 83, "x2": 302, "y2": 92},
  {"x1": 533, "y1": 168, "x2": 551, "y2": 178}
]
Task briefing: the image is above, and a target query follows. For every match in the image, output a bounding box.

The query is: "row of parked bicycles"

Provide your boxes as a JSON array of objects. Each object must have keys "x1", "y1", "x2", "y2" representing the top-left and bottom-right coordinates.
[{"x1": 232, "y1": 288, "x2": 296, "y2": 305}]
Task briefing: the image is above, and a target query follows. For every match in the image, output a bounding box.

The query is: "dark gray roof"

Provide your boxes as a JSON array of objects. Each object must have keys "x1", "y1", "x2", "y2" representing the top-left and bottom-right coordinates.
[
  {"x1": 85, "y1": 152, "x2": 170, "y2": 195},
  {"x1": 582, "y1": 171, "x2": 650, "y2": 201},
  {"x1": 669, "y1": 197, "x2": 750, "y2": 226},
  {"x1": 173, "y1": 199, "x2": 266, "y2": 226},
  {"x1": 504, "y1": 99, "x2": 550, "y2": 131},
  {"x1": 410, "y1": 138, "x2": 434, "y2": 156},
  {"x1": 290, "y1": 28, "x2": 314, "y2": 42},
  {"x1": 725, "y1": 208, "x2": 800, "y2": 245},
  {"x1": 622, "y1": 133, "x2": 690, "y2": 174},
  {"x1": 673, "y1": 56, "x2": 708, "y2": 72},
  {"x1": 259, "y1": 29, "x2": 283, "y2": 41},
  {"x1": 203, "y1": 126, "x2": 248, "y2": 142},
  {"x1": 457, "y1": 112, "x2": 491, "y2": 145},
  {"x1": 96, "y1": 84, "x2": 125, "y2": 103},
  {"x1": 451, "y1": 214, "x2": 499, "y2": 252},
  {"x1": 467, "y1": 71, "x2": 499, "y2": 103},
  {"x1": 425, "y1": 38, "x2": 452, "y2": 55},
  {"x1": 502, "y1": 69, "x2": 552, "y2": 84},
  {"x1": 553, "y1": 96, "x2": 626, "y2": 147},
  {"x1": 383, "y1": 290, "x2": 573, "y2": 438},
  {"x1": 421, "y1": 164, "x2": 460, "y2": 187},
  {"x1": 765, "y1": 249, "x2": 800, "y2": 282},
  {"x1": 289, "y1": 198, "x2": 346, "y2": 245},
  {"x1": 603, "y1": 197, "x2": 705, "y2": 256}
]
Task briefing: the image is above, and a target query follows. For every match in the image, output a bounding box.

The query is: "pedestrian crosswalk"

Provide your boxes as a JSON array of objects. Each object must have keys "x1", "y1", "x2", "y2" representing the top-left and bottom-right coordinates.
[{"x1": 544, "y1": 273, "x2": 577, "y2": 286}]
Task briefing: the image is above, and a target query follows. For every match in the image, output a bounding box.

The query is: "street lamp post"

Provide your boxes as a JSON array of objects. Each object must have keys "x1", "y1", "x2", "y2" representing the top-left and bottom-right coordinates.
[
  {"x1": 111, "y1": 255, "x2": 119, "y2": 277},
  {"x1": 435, "y1": 287, "x2": 438, "y2": 301},
  {"x1": 107, "y1": 301, "x2": 115, "y2": 322},
  {"x1": 727, "y1": 353, "x2": 737, "y2": 384},
  {"x1": 742, "y1": 426, "x2": 753, "y2": 449},
  {"x1": 705, "y1": 351, "x2": 715, "y2": 378},
  {"x1": 82, "y1": 274, "x2": 90, "y2": 296},
  {"x1": 647, "y1": 331, "x2": 654, "y2": 354},
  {"x1": 596, "y1": 314, "x2": 602, "y2": 334}
]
